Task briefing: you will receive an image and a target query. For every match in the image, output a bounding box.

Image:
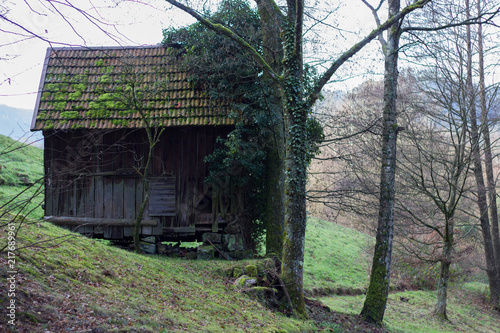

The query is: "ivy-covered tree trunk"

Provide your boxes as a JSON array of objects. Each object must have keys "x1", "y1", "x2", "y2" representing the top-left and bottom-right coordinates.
[
  {"x1": 256, "y1": 0, "x2": 286, "y2": 257},
  {"x1": 280, "y1": 7, "x2": 308, "y2": 318},
  {"x1": 361, "y1": 0, "x2": 400, "y2": 325},
  {"x1": 466, "y1": 0, "x2": 500, "y2": 306}
]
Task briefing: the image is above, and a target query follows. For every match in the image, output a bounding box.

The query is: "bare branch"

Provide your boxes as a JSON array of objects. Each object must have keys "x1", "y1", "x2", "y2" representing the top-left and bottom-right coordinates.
[
  {"x1": 361, "y1": 0, "x2": 387, "y2": 51},
  {"x1": 306, "y1": 0, "x2": 431, "y2": 109},
  {"x1": 401, "y1": 6, "x2": 500, "y2": 33}
]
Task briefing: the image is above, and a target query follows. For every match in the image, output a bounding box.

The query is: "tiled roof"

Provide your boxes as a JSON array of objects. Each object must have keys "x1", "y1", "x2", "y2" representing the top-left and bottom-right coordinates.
[{"x1": 31, "y1": 45, "x2": 235, "y2": 130}]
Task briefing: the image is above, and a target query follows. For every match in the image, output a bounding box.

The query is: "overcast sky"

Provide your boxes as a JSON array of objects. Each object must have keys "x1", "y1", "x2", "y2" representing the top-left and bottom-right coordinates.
[{"x1": 0, "y1": 0, "x2": 377, "y2": 111}]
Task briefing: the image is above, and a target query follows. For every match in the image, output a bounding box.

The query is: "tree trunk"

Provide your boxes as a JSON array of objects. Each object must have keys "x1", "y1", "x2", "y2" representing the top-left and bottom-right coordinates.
[
  {"x1": 281, "y1": 100, "x2": 308, "y2": 318},
  {"x1": 466, "y1": 0, "x2": 500, "y2": 306},
  {"x1": 134, "y1": 143, "x2": 153, "y2": 253},
  {"x1": 361, "y1": 0, "x2": 400, "y2": 325},
  {"x1": 265, "y1": 144, "x2": 285, "y2": 257},
  {"x1": 477, "y1": 0, "x2": 500, "y2": 308},
  {"x1": 134, "y1": 128, "x2": 163, "y2": 253},
  {"x1": 256, "y1": 0, "x2": 286, "y2": 257},
  {"x1": 280, "y1": 6, "x2": 308, "y2": 318},
  {"x1": 435, "y1": 218, "x2": 454, "y2": 319}
]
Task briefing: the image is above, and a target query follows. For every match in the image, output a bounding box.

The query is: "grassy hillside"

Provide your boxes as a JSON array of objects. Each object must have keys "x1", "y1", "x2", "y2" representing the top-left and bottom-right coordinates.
[
  {"x1": 0, "y1": 134, "x2": 44, "y2": 218},
  {"x1": 304, "y1": 217, "x2": 372, "y2": 293},
  {"x1": 1, "y1": 133, "x2": 498, "y2": 332},
  {"x1": 322, "y1": 285, "x2": 499, "y2": 333},
  {"x1": 1, "y1": 217, "x2": 498, "y2": 332},
  {"x1": 0, "y1": 222, "x2": 312, "y2": 332}
]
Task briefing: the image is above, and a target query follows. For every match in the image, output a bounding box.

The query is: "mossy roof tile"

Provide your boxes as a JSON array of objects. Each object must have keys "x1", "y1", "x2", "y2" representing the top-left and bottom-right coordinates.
[{"x1": 31, "y1": 45, "x2": 234, "y2": 130}]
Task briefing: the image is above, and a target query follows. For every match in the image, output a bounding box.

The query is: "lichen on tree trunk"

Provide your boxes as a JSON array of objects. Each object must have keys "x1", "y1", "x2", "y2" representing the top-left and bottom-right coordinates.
[{"x1": 435, "y1": 219, "x2": 454, "y2": 319}]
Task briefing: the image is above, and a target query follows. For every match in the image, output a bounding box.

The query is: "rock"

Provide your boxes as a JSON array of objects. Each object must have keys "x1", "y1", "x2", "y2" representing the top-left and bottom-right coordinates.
[
  {"x1": 202, "y1": 232, "x2": 222, "y2": 244},
  {"x1": 157, "y1": 243, "x2": 167, "y2": 254},
  {"x1": 222, "y1": 234, "x2": 244, "y2": 252},
  {"x1": 139, "y1": 242, "x2": 156, "y2": 254},
  {"x1": 197, "y1": 245, "x2": 214, "y2": 260},
  {"x1": 244, "y1": 265, "x2": 258, "y2": 278},
  {"x1": 226, "y1": 250, "x2": 253, "y2": 260},
  {"x1": 233, "y1": 275, "x2": 257, "y2": 288},
  {"x1": 232, "y1": 267, "x2": 243, "y2": 278},
  {"x1": 246, "y1": 286, "x2": 279, "y2": 305},
  {"x1": 141, "y1": 236, "x2": 156, "y2": 243},
  {"x1": 249, "y1": 286, "x2": 277, "y2": 293}
]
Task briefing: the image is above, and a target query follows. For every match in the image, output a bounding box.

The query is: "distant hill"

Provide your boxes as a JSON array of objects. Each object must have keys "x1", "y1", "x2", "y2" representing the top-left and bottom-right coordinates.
[{"x1": 0, "y1": 104, "x2": 43, "y2": 146}]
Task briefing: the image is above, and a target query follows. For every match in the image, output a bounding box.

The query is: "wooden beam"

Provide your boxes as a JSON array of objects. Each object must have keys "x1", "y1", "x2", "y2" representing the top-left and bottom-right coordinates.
[
  {"x1": 163, "y1": 227, "x2": 196, "y2": 233},
  {"x1": 44, "y1": 216, "x2": 158, "y2": 226}
]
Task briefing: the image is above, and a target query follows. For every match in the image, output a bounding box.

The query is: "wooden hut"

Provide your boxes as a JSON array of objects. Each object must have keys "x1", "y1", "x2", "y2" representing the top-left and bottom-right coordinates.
[{"x1": 31, "y1": 45, "x2": 242, "y2": 247}]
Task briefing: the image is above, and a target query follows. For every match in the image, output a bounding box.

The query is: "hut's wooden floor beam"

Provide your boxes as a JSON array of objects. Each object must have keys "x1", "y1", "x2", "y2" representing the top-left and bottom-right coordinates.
[{"x1": 44, "y1": 216, "x2": 158, "y2": 226}]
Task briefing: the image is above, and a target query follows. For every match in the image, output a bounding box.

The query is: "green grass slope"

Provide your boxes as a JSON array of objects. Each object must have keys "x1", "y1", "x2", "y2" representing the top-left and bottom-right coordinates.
[
  {"x1": 0, "y1": 222, "x2": 312, "y2": 332},
  {"x1": 304, "y1": 217, "x2": 372, "y2": 293},
  {"x1": 1, "y1": 139, "x2": 498, "y2": 332},
  {"x1": 321, "y1": 286, "x2": 499, "y2": 333},
  {"x1": 309, "y1": 220, "x2": 500, "y2": 333},
  {"x1": 1, "y1": 216, "x2": 499, "y2": 332},
  {"x1": 0, "y1": 134, "x2": 44, "y2": 218}
]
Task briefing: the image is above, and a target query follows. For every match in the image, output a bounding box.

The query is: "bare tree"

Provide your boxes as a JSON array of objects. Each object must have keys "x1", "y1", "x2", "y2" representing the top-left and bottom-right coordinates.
[
  {"x1": 466, "y1": 0, "x2": 500, "y2": 307},
  {"x1": 93, "y1": 63, "x2": 168, "y2": 253},
  {"x1": 476, "y1": 0, "x2": 500, "y2": 309},
  {"x1": 360, "y1": 0, "x2": 402, "y2": 324},
  {"x1": 397, "y1": 67, "x2": 472, "y2": 319},
  {"x1": 311, "y1": 0, "x2": 500, "y2": 322}
]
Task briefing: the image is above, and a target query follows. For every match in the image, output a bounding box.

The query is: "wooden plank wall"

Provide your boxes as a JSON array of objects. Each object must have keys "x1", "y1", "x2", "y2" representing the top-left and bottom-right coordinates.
[{"x1": 43, "y1": 126, "x2": 231, "y2": 239}]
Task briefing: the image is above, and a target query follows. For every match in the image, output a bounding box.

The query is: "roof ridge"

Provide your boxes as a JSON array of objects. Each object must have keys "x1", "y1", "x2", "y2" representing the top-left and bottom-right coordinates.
[{"x1": 47, "y1": 44, "x2": 167, "y2": 52}]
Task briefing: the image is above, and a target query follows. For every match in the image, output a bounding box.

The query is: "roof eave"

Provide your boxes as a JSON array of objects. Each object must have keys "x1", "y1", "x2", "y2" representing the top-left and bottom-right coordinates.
[{"x1": 31, "y1": 48, "x2": 52, "y2": 132}]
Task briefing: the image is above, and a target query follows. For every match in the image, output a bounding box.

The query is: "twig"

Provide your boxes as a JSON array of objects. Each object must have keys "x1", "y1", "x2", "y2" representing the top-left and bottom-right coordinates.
[
  {"x1": 269, "y1": 271, "x2": 293, "y2": 314},
  {"x1": 206, "y1": 239, "x2": 232, "y2": 261}
]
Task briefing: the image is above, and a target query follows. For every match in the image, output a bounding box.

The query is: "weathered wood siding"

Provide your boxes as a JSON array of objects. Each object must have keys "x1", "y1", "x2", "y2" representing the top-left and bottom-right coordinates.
[{"x1": 43, "y1": 126, "x2": 231, "y2": 239}]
